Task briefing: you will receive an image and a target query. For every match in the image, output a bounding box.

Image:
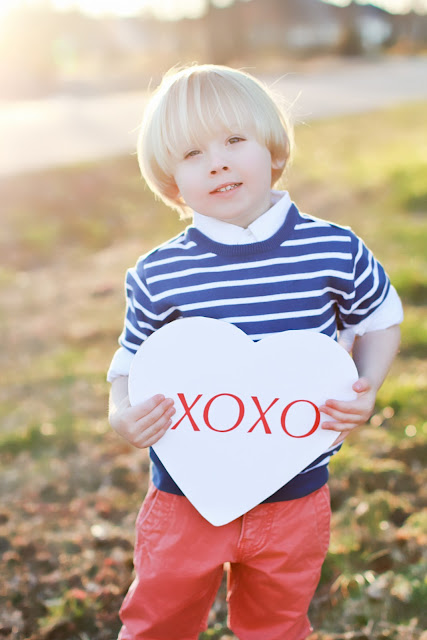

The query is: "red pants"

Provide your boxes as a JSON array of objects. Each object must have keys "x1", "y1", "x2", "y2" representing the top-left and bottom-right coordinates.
[{"x1": 118, "y1": 484, "x2": 330, "y2": 640}]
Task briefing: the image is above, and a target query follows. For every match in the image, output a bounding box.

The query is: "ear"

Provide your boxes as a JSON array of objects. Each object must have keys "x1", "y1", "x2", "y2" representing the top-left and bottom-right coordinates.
[
  {"x1": 271, "y1": 154, "x2": 286, "y2": 171},
  {"x1": 169, "y1": 183, "x2": 184, "y2": 204}
]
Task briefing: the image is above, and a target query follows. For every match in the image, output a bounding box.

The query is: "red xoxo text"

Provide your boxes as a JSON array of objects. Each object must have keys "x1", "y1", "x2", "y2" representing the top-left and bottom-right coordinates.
[{"x1": 170, "y1": 393, "x2": 320, "y2": 438}]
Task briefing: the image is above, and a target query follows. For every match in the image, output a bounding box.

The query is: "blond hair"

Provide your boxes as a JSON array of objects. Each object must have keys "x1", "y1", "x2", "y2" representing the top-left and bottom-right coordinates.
[{"x1": 137, "y1": 64, "x2": 293, "y2": 214}]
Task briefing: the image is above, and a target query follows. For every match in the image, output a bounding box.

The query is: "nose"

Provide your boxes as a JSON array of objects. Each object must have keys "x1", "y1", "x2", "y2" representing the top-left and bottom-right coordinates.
[
  {"x1": 210, "y1": 165, "x2": 229, "y2": 175},
  {"x1": 208, "y1": 146, "x2": 229, "y2": 175}
]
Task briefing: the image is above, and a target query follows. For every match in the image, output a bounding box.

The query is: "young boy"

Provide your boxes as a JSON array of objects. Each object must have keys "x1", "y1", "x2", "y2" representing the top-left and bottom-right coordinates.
[{"x1": 108, "y1": 64, "x2": 403, "y2": 640}]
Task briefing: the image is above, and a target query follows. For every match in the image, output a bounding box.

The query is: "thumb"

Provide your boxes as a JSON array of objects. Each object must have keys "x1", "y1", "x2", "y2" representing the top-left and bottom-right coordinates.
[{"x1": 352, "y1": 377, "x2": 371, "y2": 393}]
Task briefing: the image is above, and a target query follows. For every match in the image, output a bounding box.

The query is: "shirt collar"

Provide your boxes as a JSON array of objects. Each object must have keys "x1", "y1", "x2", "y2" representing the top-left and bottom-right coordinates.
[{"x1": 192, "y1": 190, "x2": 292, "y2": 245}]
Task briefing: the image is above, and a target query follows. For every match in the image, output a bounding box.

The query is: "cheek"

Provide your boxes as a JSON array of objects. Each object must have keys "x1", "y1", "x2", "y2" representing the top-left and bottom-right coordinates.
[
  {"x1": 173, "y1": 166, "x2": 184, "y2": 189},
  {"x1": 173, "y1": 171, "x2": 206, "y2": 207},
  {"x1": 243, "y1": 147, "x2": 273, "y2": 176},
  {"x1": 174, "y1": 163, "x2": 200, "y2": 190},
  {"x1": 173, "y1": 170, "x2": 190, "y2": 198}
]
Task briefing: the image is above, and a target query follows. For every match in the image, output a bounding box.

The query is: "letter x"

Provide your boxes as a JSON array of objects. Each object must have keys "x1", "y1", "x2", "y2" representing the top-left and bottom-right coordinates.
[
  {"x1": 171, "y1": 393, "x2": 203, "y2": 431},
  {"x1": 247, "y1": 396, "x2": 279, "y2": 434}
]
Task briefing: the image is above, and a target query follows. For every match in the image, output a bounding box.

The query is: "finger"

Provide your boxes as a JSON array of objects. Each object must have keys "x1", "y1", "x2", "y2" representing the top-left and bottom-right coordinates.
[
  {"x1": 320, "y1": 405, "x2": 362, "y2": 423},
  {"x1": 320, "y1": 398, "x2": 364, "y2": 413},
  {"x1": 137, "y1": 405, "x2": 175, "y2": 439},
  {"x1": 135, "y1": 420, "x2": 172, "y2": 448},
  {"x1": 322, "y1": 420, "x2": 360, "y2": 432},
  {"x1": 135, "y1": 419, "x2": 173, "y2": 448},
  {"x1": 129, "y1": 394, "x2": 166, "y2": 420},
  {"x1": 135, "y1": 405, "x2": 176, "y2": 446},
  {"x1": 136, "y1": 397, "x2": 174, "y2": 426}
]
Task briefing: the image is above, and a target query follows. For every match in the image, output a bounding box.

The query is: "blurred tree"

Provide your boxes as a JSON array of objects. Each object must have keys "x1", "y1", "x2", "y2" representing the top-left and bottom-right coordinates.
[
  {"x1": 337, "y1": 25, "x2": 364, "y2": 55},
  {"x1": 202, "y1": 0, "x2": 248, "y2": 64},
  {"x1": 336, "y1": 1, "x2": 364, "y2": 56}
]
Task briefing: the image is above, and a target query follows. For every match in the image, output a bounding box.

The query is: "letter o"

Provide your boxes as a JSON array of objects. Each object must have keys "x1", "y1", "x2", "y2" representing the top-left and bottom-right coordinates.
[
  {"x1": 203, "y1": 393, "x2": 245, "y2": 432},
  {"x1": 281, "y1": 400, "x2": 320, "y2": 438}
]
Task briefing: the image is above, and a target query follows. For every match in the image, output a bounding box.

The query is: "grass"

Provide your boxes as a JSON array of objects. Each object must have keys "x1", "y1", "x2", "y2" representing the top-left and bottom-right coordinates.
[{"x1": 0, "y1": 101, "x2": 426, "y2": 640}]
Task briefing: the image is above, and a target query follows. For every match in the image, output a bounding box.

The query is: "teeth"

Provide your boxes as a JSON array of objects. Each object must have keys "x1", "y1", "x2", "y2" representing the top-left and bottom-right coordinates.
[{"x1": 217, "y1": 184, "x2": 239, "y2": 192}]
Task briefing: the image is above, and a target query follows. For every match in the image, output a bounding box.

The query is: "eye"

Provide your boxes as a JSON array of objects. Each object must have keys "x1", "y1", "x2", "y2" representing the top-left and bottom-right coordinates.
[
  {"x1": 184, "y1": 149, "x2": 201, "y2": 159},
  {"x1": 228, "y1": 136, "x2": 245, "y2": 145}
]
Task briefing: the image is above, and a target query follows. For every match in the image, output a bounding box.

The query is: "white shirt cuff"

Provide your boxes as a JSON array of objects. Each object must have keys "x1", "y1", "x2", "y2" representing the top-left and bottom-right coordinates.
[
  {"x1": 339, "y1": 285, "x2": 403, "y2": 352},
  {"x1": 107, "y1": 347, "x2": 135, "y2": 382}
]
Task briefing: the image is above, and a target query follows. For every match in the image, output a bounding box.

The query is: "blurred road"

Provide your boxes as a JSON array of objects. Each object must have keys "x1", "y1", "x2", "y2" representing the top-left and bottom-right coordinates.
[{"x1": 1, "y1": 56, "x2": 426, "y2": 177}]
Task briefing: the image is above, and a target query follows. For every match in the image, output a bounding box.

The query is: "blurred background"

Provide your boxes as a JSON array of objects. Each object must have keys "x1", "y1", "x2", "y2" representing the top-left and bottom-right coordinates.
[
  {"x1": 0, "y1": 0, "x2": 427, "y2": 100},
  {"x1": 0, "y1": 2, "x2": 426, "y2": 640}
]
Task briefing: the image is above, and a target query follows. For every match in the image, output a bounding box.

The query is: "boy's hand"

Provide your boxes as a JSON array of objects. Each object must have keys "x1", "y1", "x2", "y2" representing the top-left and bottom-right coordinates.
[
  {"x1": 109, "y1": 394, "x2": 176, "y2": 449},
  {"x1": 319, "y1": 377, "x2": 376, "y2": 446}
]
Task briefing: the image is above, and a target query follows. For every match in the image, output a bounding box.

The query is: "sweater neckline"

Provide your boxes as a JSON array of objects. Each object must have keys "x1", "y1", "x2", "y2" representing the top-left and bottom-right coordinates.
[{"x1": 186, "y1": 203, "x2": 299, "y2": 256}]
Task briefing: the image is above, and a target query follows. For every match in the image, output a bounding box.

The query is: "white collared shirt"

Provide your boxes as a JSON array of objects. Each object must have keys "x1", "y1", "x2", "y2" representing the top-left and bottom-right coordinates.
[{"x1": 193, "y1": 190, "x2": 290, "y2": 244}]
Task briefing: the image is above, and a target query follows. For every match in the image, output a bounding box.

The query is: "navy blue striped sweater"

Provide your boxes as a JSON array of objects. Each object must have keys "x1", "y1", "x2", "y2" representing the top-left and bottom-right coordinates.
[{"x1": 119, "y1": 203, "x2": 390, "y2": 501}]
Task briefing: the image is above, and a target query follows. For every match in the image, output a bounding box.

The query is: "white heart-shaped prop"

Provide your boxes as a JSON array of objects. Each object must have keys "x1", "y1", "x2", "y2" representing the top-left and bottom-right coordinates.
[{"x1": 128, "y1": 317, "x2": 358, "y2": 526}]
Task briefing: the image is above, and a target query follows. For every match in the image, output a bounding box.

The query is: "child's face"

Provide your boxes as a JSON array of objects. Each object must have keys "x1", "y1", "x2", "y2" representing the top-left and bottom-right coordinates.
[{"x1": 172, "y1": 126, "x2": 279, "y2": 228}]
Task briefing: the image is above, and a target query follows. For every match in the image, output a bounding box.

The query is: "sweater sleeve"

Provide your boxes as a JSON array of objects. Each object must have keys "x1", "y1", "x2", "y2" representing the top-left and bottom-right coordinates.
[
  {"x1": 117, "y1": 261, "x2": 162, "y2": 354},
  {"x1": 336, "y1": 233, "x2": 391, "y2": 330}
]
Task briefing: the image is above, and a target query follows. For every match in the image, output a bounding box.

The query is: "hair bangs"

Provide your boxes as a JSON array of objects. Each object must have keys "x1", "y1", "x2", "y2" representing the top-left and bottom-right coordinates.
[{"x1": 161, "y1": 73, "x2": 255, "y2": 170}]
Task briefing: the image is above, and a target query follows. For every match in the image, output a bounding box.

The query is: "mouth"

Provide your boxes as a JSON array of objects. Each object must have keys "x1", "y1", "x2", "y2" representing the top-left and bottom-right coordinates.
[{"x1": 210, "y1": 182, "x2": 242, "y2": 194}]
